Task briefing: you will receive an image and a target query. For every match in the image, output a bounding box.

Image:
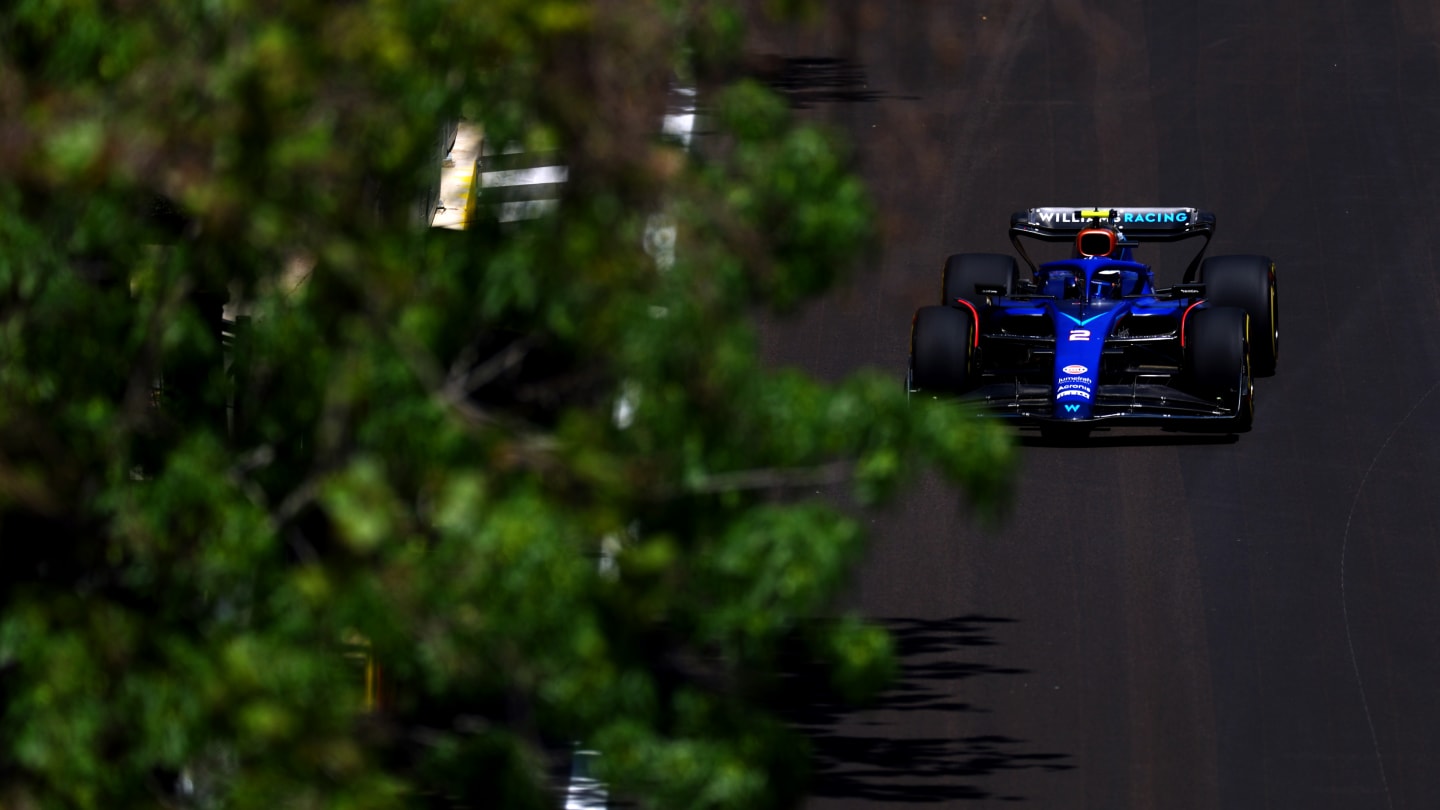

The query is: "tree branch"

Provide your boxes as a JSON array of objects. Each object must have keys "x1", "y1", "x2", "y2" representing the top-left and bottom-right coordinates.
[
  {"x1": 441, "y1": 335, "x2": 538, "y2": 401},
  {"x1": 685, "y1": 460, "x2": 853, "y2": 494}
]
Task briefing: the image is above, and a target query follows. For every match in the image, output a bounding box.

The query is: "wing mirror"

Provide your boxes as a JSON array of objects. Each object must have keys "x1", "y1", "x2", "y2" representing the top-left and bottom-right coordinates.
[{"x1": 1158, "y1": 283, "x2": 1205, "y2": 299}]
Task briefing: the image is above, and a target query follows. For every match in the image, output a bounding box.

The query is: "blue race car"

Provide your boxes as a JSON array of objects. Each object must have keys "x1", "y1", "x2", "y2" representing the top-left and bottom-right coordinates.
[{"x1": 907, "y1": 207, "x2": 1278, "y2": 435}]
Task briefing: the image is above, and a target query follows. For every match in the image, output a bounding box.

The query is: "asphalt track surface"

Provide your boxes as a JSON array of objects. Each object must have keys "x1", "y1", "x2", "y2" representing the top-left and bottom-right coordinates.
[{"x1": 743, "y1": 3, "x2": 1440, "y2": 808}]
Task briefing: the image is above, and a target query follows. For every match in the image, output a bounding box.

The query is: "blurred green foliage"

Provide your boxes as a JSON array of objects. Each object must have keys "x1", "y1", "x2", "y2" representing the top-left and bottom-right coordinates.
[{"x1": 0, "y1": 0, "x2": 1012, "y2": 807}]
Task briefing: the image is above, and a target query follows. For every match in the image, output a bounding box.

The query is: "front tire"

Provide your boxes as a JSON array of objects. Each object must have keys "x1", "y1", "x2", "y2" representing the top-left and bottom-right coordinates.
[
  {"x1": 910, "y1": 305, "x2": 974, "y2": 394},
  {"x1": 1200, "y1": 254, "x2": 1278, "y2": 376},
  {"x1": 1186, "y1": 306, "x2": 1253, "y2": 432}
]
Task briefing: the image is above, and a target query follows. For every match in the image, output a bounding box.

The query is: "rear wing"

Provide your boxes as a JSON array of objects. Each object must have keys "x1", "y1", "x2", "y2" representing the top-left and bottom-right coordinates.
[{"x1": 1008, "y1": 207, "x2": 1216, "y2": 280}]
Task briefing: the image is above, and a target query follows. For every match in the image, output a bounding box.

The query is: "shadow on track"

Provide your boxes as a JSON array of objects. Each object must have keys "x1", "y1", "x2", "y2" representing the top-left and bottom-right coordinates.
[
  {"x1": 790, "y1": 616, "x2": 1073, "y2": 803},
  {"x1": 749, "y1": 56, "x2": 914, "y2": 107},
  {"x1": 1018, "y1": 429, "x2": 1242, "y2": 449}
]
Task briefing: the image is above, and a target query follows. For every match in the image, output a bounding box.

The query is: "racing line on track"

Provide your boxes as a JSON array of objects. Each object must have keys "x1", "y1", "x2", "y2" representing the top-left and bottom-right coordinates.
[{"x1": 1337, "y1": 377, "x2": 1440, "y2": 810}]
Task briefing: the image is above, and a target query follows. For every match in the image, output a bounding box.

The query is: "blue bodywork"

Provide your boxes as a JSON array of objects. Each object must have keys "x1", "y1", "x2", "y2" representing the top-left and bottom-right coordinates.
[{"x1": 940, "y1": 207, "x2": 1247, "y2": 427}]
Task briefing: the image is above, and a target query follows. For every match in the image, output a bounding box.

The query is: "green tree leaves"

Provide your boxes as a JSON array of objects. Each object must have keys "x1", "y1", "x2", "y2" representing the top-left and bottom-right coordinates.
[{"x1": 0, "y1": 1, "x2": 1013, "y2": 807}]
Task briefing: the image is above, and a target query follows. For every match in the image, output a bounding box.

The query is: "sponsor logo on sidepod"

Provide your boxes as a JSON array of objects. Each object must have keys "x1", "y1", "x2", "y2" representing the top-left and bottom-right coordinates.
[{"x1": 1063, "y1": 365, "x2": 1088, "y2": 375}]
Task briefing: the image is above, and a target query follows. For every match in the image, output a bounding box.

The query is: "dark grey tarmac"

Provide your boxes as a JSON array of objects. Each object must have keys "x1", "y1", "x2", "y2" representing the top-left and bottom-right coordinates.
[{"x1": 745, "y1": 2, "x2": 1440, "y2": 807}]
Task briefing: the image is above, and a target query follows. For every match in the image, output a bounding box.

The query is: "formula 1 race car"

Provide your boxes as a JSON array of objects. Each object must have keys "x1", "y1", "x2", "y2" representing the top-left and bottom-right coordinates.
[{"x1": 907, "y1": 207, "x2": 1278, "y2": 436}]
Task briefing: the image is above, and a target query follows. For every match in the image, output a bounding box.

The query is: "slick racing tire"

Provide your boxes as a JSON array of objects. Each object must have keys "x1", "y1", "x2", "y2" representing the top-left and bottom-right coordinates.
[
  {"x1": 1199, "y1": 255, "x2": 1278, "y2": 376},
  {"x1": 910, "y1": 305, "x2": 974, "y2": 394},
  {"x1": 942, "y1": 253, "x2": 1020, "y2": 307},
  {"x1": 1186, "y1": 306, "x2": 1253, "y2": 432}
]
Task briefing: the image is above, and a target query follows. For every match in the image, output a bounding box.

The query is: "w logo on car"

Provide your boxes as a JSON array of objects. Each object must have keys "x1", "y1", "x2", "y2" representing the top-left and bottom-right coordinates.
[{"x1": 1062, "y1": 403, "x2": 1081, "y2": 413}]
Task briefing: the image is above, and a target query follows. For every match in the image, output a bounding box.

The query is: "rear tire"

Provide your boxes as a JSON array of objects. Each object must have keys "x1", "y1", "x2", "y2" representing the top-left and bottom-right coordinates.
[
  {"x1": 1200, "y1": 254, "x2": 1278, "y2": 376},
  {"x1": 910, "y1": 306, "x2": 974, "y2": 394},
  {"x1": 942, "y1": 253, "x2": 1019, "y2": 307},
  {"x1": 1186, "y1": 306, "x2": 1253, "y2": 432}
]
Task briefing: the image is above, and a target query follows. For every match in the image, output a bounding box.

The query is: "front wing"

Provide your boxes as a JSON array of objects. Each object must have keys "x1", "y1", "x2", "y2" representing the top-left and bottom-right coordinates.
[
  {"x1": 954, "y1": 381, "x2": 1246, "y2": 427},
  {"x1": 924, "y1": 331, "x2": 1247, "y2": 427}
]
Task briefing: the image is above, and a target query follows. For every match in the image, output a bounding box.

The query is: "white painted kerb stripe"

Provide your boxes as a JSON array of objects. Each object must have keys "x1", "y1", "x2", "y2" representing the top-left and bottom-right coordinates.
[{"x1": 482, "y1": 165, "x2": 569, "y2": 188}]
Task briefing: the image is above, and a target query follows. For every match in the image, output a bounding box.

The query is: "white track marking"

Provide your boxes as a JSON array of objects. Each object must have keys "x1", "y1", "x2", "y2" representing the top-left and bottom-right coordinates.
[{"x1": 1339, "y1": 379, "x2": 1438, "y2": 810}]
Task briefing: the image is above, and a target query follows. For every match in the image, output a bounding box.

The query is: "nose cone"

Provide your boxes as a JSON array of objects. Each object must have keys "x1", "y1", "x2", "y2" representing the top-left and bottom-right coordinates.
[
  {"x1": 1051, "y1": 305, "x2": 1116, "y2": 420},
  {"x1": 1054, "y1": 360, "x2": 1096, "y2": 419}
]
